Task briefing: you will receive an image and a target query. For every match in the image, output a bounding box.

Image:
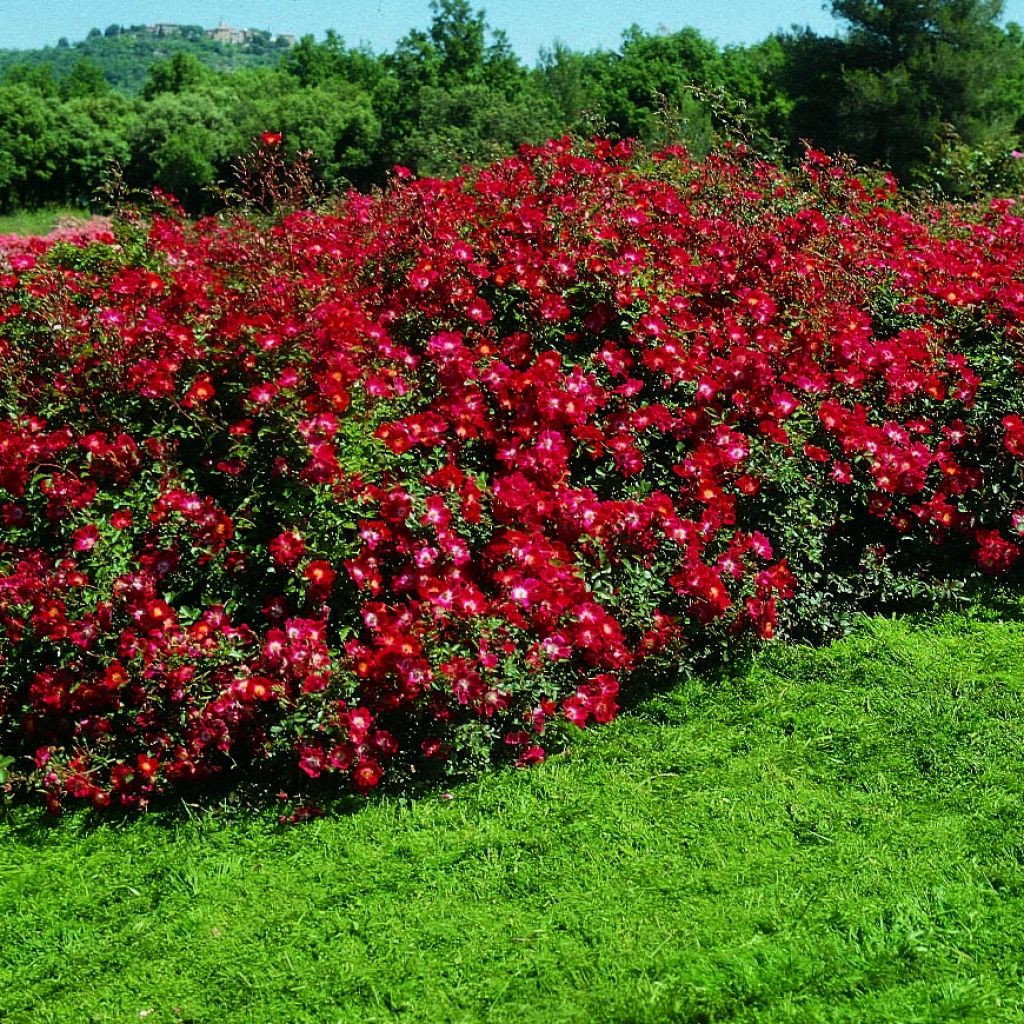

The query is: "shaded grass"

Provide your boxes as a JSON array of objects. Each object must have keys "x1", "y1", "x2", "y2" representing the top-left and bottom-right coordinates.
[
  {"x1": 2, "y1": 609, "x2": 1024, "y2": 1023},
  {"x1": 0, "y1": 206, "x2": 89, "y2": 237}
]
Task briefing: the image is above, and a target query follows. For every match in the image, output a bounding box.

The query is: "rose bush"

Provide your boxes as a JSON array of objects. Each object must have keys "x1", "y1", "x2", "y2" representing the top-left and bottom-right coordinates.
[{"x1": 3, "y1": 137, "x2": 1024, "y2": 812}]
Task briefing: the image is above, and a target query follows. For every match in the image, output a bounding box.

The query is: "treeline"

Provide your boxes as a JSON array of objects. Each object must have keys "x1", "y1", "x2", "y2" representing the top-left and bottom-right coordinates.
[{"x1": 2, "y1": 0, "x2": 1023, "y2": 213}]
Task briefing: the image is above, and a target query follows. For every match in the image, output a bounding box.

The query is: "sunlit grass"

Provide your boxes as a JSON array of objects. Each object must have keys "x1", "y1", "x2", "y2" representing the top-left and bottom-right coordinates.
[
  {"x1": 0, "y1": 206, "x2": 90, "y2": 237},
  {"x1": 3, "y1": 608, "x2": 1024, "y2": 1023}
]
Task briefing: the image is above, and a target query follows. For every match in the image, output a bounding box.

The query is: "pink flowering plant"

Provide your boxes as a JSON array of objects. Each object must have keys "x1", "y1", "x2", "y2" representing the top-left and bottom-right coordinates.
[{"x1": 3, "y1": 137, "x2": 1024, "y2": 812}]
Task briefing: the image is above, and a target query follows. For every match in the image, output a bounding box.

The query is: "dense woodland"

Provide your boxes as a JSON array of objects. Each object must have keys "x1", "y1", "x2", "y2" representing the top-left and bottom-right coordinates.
[{"x1": 1, "y1": 0, "x2": 1024, "y2": 212}]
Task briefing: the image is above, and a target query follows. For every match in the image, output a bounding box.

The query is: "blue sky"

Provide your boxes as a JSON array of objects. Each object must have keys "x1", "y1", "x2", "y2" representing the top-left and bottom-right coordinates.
[{"x1": 2, "y1": 0, "x2": 1024, "y2": 59}]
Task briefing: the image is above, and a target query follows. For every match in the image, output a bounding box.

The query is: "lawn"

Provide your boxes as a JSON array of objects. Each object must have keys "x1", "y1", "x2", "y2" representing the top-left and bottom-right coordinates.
[
  {"x1": 0, "y1": 205, "x2": 90, "y2": 237},
  {"x1": 2, "y1": 608, "x2": 1024, "y2": 1024}
]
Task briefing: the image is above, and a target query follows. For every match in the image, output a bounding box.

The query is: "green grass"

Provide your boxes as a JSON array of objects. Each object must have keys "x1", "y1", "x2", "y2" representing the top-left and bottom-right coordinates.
[
  {"x1": 3, "y1": 609, "x2": 1024, "y2": 1023},
  {"x1": 0, "y1": 206, "x2": 89, "y2": 236}
]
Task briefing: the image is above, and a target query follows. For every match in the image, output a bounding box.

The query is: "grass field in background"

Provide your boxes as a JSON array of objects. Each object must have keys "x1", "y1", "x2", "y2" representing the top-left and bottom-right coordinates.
[
  {"x1": 3, "y1": 609, "x2": 1024, "y2": 1023},
  {"x1": 0, "y1": 206, "x2": 90, "y2": 236}
]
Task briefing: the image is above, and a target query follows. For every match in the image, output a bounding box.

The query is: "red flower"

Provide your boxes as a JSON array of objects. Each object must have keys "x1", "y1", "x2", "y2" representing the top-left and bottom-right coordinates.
[
  {"x1": 297, "y1": 742, "x2": 324, "y2": 778},
  {"x1": 304, "y1": 560, "x2": 336, "y2": 595},
  {"x1": 2, "y1": 503, "x2": 27, "y2": 527},
  {"x1": 142, "y1": 599, "x2": 175, "y2": 630},
  {"x1": 261, "y1": 131, "x2": 282, "y2": 147},
  {"x1": 269, "y1": 530, "x2": 305, "y2": 568},
  {"x1": 517, "y1": 746, "x2": 546, "y2": 767},
  {"x1": 248, "y1": 382, "x2": 278, "y2": 407},
  {"x1": 353, "y1": 758, "x2": 383, "y2": 792},
  {"x1": 184, "y1": 376, "x2": 215, "y2": 407},
  {"x1": 245, "y1": 676, "x2": 275, "y2": 702},
  {"x1": 72, "y1": 523, "x2": 100, "y2": 552}
]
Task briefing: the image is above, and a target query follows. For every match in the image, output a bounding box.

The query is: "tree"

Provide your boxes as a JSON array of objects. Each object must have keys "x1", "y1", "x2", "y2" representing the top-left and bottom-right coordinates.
[
  {"x1": 2, "y1": 64, "x2": 59, "y2": 97},
  {"x1": 537, "y1": 42, "x2": 593, "y2": 129},
  {"x1": 129, "y1": 87, "x2": 244, "y2": 209},
  {"x1": 832, "y1": 0, "x2": 1004, "y2": 60},
  {"x1": 280, "y1": 31, "x2": 384, "y2": 92},
  {"x1": 720, "y1": 38, "x2": 794, "y2": 148},
  {"x1": 59, "y1": 58, "x2": 109, "y2": 100},
  {"x1": 402, "y1": 77, "x2": 557, "y2": 175},
  {"x1": 142, "y1": 51, "x2": 209, "y2": 100},
  {"x1": 377, "y1": 0, "x2": 557, "y2": 175},
  {"x1": 54, "y1": 93, "x2": 136, "y2": 205},
  {"x1": 792, "y1": 0, "x2": 1024, "y2": 178},
  {"x1": 429, "y1": 0, "x2": 486, "y2": 82},
  {"x1": 575, "y1": 26, "x2": 723, "y2": 151},
  {"x1": 0, "y1": 85, "x2": 61, "y2": 209},
  {"x1": 237, "y1": 70, "x2": 382, "y2": 188},
  {"x1": 281, "y1": 34, "x2": 340, "y2": 87}
]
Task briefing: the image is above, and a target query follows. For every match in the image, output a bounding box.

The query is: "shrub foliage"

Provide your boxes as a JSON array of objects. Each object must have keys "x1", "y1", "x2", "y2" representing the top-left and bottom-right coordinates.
[{"x1": 2, "y1": 138, "x2": 1024, "y2": 811}]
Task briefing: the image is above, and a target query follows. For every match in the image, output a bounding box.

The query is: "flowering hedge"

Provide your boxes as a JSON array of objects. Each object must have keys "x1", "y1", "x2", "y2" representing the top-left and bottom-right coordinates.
[{"x1": 3, "y1": 138, "x2": 1024, "y2": 812}]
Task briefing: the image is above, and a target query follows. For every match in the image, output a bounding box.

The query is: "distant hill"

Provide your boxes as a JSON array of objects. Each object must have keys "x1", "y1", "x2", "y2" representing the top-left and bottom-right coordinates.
[{"x1": 0, "y1": 23, "x2": 293, "y2": 93}]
